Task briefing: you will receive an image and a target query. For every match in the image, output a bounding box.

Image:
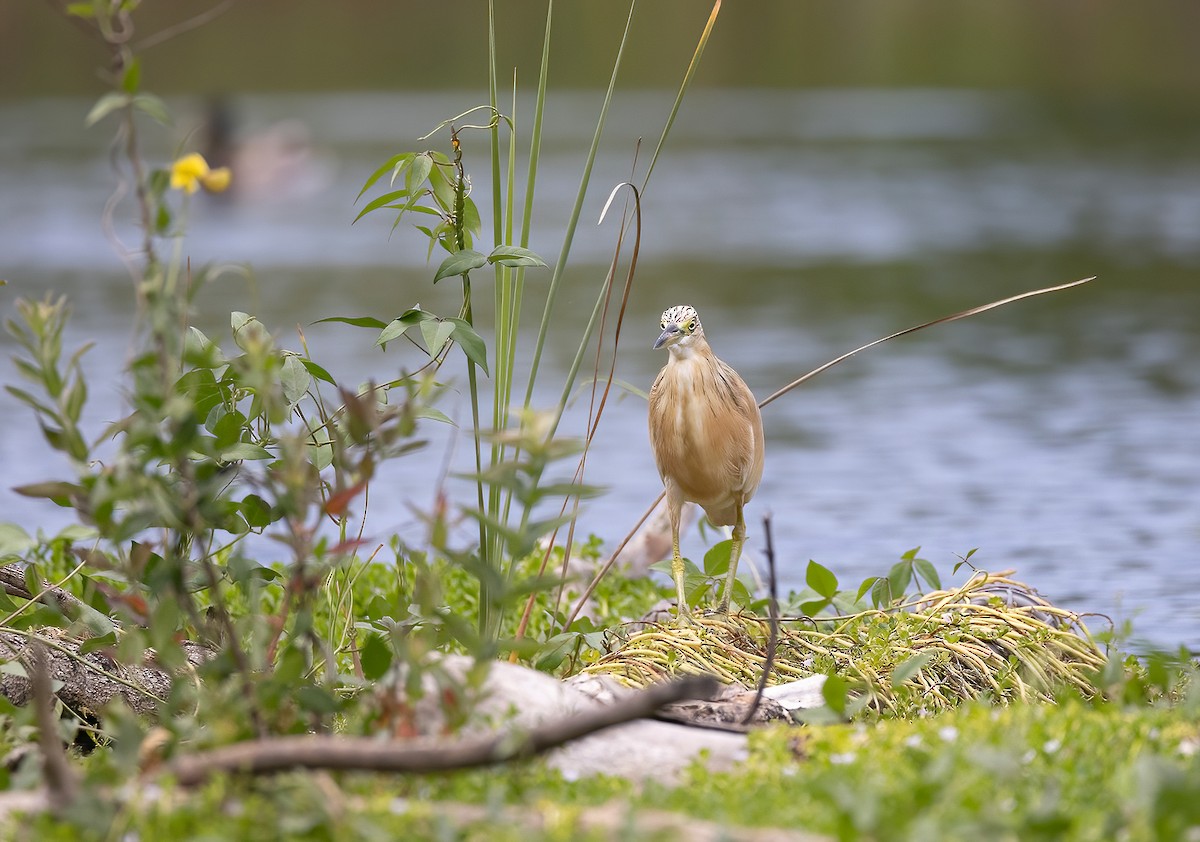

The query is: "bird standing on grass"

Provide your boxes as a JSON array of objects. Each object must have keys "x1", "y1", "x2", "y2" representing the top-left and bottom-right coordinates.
[{"x1": 648, "y1": 305, "x2": 765, "y2": 619}]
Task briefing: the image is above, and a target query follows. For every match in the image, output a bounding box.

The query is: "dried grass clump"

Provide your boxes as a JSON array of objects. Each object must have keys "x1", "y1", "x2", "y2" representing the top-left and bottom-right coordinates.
[{"x1": 579, "y1": 570, "x2": 1108, "y2": 718}]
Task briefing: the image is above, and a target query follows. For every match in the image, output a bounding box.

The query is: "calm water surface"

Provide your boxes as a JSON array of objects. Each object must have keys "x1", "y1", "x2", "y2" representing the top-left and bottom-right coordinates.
[{"x1": 1, "y1": 91, "x2": 1197, "y2": 649}]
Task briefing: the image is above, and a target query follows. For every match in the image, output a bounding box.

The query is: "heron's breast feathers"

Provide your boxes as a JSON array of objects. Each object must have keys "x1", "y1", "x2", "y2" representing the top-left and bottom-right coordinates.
[{"x1": 649, "y1": 350, "x2": 765, "y2": 521}]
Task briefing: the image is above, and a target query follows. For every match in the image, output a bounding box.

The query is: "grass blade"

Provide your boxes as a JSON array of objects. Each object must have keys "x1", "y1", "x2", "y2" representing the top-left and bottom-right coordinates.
[{"x1": 758, "y1": 276, "x2": 1097, "y2": 408}]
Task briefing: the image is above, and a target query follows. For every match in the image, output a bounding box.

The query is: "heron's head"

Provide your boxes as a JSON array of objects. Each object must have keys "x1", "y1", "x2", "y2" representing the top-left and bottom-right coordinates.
[{"x1": 654, "y1": 305, "x2": 703, "y2": 352}]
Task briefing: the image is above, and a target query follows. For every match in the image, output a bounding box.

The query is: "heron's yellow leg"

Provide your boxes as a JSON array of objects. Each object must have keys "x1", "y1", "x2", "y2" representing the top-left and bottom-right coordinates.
[
  {"x1": 717, "y1": 502, "x2": 746, "y2": 613},
  {"x1": 668, "y1": 500, "x2": 693, "y2": 623}
]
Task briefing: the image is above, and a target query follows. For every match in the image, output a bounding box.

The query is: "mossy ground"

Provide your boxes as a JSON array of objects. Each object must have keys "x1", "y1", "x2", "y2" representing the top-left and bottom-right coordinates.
[{"x1": 14, "y1": 691, "x2": 1199, "y2": 841}]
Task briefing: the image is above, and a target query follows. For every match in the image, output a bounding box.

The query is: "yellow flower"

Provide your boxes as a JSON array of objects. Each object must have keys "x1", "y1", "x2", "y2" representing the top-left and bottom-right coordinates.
[
  {"x1": 170, "y1": 152, "x2": 210, "y2": 194},
  {"x1": 169, "y1": 153, "x2": 232, "y2": 194},
  {"x1": 201, "y1": 166, "x2": 232, "y2": 194}
]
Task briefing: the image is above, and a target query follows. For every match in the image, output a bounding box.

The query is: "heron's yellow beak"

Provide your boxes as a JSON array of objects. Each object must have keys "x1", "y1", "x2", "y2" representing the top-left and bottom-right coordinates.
[{"x1": 654, "y1": 323, "x2": 681, "y2": 350}]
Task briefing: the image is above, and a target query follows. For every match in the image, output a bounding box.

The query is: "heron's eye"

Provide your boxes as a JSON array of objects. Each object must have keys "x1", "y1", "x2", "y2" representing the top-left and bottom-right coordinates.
[
  {"x1": 660, "y1": 321, "x2": 667, "y2": 330},
  {"x1": 687, "y1": 320, "x2": 697, "y2": 331}
]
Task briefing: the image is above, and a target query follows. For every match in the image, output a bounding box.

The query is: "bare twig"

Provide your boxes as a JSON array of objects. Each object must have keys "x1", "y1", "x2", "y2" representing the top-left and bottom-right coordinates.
[
  {"x1": 29, "y1": 644, "x2": 78, "y2": 813},
  {"x1": 741, "y1": 514, "x2": 779, "y2": 725},
  {"x1": 134, "y1": 0, "x2": 238, "y2": 52},
  {"x1": 758, "y1": 276, "x2": 1096, "y2": 409},
  {"x1": 164, "y1": 674, "x2": 718, "y2": 786}
]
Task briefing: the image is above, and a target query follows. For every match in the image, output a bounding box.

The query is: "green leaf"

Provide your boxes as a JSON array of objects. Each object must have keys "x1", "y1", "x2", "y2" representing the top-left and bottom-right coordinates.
[
  {"x1": 65, "y1": 3, "x2": 95, "y2": 17},
  {"x1": 0, "y1": 524, "x2": 34, "y2": 558},
  {"x1": 447, "y1": 319, "x2": 489, "y2": 376},
  {"x1": 891, "y1": 652, "x2": 934, "y2": 689},
  {"x1": 870, "y1": 576, "x2": 895, "y2": 608},
  {"x1": 433, "y1": 249, "x2": 487, "y2": 283},
  {"x1": 427, "y1": 161, "x2": 456, "y2": 211},
  {"x1": 80, "y1": 632, "x2": 119, "y2": 655},
  {"x1": 413, "y1": 406, "x2": 454, "y2": 425},
  {"x1": 121, "y1": 58, "x2": 141, "y2": 94},
  {"x1": 295, "y1": 685, "x2": 342, "y2": 715},
  {"x1": 23, "y1": 565, "x2": 40, "y2": 604},
  {"x1": 799, "y1": 598, "x2": 832, "y2": 617},
  {"x1": 405, "y1": 153, "x2": 434, "y2": 195},
  {"x1": 376, "y1": 308, "x2": 433, "y2": 347},
  {"x1": 309, "y1": 438, "x2": 334, "y2": 471},
  {"x1": 313, "y1": 316, "x2": 388, "y2": 330},
  {"x1": 887, "y1": 560, "x2": 913, "y2": 601},
  {"x1": 5, "y1": 386, "x2": 58, "y2": 418},
  {"x1": 231, "y1": 312, "x2": 267, "y2": 351},
  {"x1": 461, "y1": 196, "x2": 482, "y2": 237},
  {"x1": 132, "y1": 94, "x2": 171, "y2": 126},
  {"x1": 360, "y1": 633, "x2": 393, "y2": 680},
  {"x1": 355, "y1": 152, "x2": 413, "y2": 202},
  {"x1": 856, "y1": 576, "x2": 881, "y2": 603},
  {"x1": 13, "y1": 482, "x2": 80, "y2": 507},
  {"x1": 211, "y1": 409, "x2": 247, "y2": 448},
  {"x1": 913, "y1": 557, "x2": 941, "y2": 590},
  {"x1": 353, "y1": 188, "x2": 410, "y2": 224},
  {"x1": 487, "y1": 245, "x2": 548, "y2": 268},
  {"x1": 219, "y1": 442, "x2": 273, "y2": 462},
  {"x1": 821, "y1": 673, "x2": 848, "y2": 716},
  {"x1": 63, "y1": 378, "x2": 87, "y2": 424},
  {"x1": 535, "y1": 633, "x2": 579, "y2": 672},
  {"x1": 301, "y1": 359, "x2": 336, "y2": 385},
  {"x1": 177, "y1": 368, "x2": 222, "y2": 420},
  {"x1": 420, "y1": 319, "x2": 455, "y2": 357},
  {"x1": 240, "y1": 494, "x2": 274, "y2": 529},
  {"x1": 85, "y1": 92, "x2": 129, "y2": 126},
  {"x1": 703, "y1": 540, "x2": 733, "y2": 576},
  {"x1": 280, "y1": 354, "x2": 311, "y2": 406},
  {"x1": 154, "y1": 203, "x2": 171, "y2": 235},
  {"x1": 51, "y1": 524, "x2": 98, "y2": 544},
  {"x1": 806, "y1": 560, "x2": 839, "y2": 599}
]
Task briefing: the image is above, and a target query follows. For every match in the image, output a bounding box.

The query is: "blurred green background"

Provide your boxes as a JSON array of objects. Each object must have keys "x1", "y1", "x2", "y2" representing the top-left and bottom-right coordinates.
[{"x1": 6, "y1": 1, "x2": 1200, "y2": 99}]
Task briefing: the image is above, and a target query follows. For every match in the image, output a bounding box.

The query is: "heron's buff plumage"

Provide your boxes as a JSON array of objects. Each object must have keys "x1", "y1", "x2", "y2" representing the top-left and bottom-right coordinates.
[
  {"x1": 648, "y1": 336, "x2": 764, "y2": 526},
  {"x1": 648, "y1": 304, "x2": 763, "y2": 617}
]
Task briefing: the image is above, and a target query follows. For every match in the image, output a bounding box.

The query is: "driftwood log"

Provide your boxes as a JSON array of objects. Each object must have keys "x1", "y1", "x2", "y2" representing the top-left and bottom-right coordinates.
[
  {"x1": 0, "y1": 564, "x2": 210, "y2": 718},
  {"x1": 165, "y1": 673, "x2": 720, "y2": 786}
]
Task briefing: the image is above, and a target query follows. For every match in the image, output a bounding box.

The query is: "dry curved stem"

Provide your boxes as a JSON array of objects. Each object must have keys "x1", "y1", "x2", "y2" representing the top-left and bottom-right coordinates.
[
  {"x1": 757, "y1": 276, "x2": 1096, "y2": 408},
  {"x1": 512, "y1": 179, "x2": 644, "y2": 650},
  {"x1": 162, "y1": 674, "x2": 718, "y2": 786},
  {"x1": 133, "y1": 0, "x2": 238, "y2": 51}
]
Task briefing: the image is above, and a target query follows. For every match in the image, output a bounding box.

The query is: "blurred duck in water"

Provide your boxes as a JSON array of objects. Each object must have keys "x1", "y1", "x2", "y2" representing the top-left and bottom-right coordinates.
[{"x1": 200, "y1": 97, "x2": 333, "y2": 204}]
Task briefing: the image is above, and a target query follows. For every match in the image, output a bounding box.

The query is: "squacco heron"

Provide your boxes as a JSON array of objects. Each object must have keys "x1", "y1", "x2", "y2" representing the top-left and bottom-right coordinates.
[{"x1": 648, "y1": 305, "x2": 765, "y2": 618}]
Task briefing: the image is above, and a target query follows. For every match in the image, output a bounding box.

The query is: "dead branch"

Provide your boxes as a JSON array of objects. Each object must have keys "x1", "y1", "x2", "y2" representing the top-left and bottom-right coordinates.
[
  {"x1": 0, "y1": 564, "x2": 93, "y2": 624},
  {"x1": 164, "y1": 674, "x2": 719, "y2": 786},
  {"x1": 30, "y1": 644, "x2": 78, "y2": 813},
  {"x1": 0, "y1": 630, "x2": 210, "y2": 719}
]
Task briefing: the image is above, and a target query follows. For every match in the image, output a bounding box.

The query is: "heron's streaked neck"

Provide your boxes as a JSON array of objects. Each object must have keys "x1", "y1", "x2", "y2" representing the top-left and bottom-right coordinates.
[{"x1": 667, "y1": 334, "x2": 709, "y2": 362}]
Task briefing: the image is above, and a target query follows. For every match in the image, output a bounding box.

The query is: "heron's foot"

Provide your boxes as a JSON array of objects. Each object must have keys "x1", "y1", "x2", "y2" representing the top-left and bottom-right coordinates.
[
  {"x1": 713, "y1": 598, "x2": 732, "y2": 615},
  {"x1": 673, "y1": 603, "x2": 695, "y2": 626}
]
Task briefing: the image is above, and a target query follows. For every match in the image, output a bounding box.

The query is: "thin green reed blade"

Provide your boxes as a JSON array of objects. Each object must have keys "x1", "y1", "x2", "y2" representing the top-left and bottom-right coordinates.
[
  {"x1": 641, "y1": 0, "x2": 722, "y2": 193},
  {"x1": 542, "y1": 0, "x2": 724, "y2": 445},
  {"x1": 521, "y1": 0, "x2": 637, "y2": 412},
  {"x1": 479, "y1": 0, "x2": 503, "y2": 638}
]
